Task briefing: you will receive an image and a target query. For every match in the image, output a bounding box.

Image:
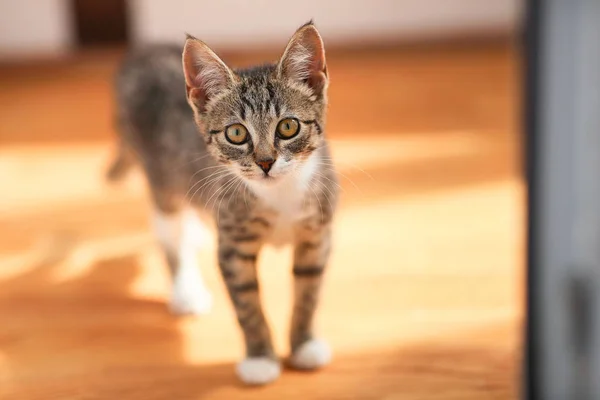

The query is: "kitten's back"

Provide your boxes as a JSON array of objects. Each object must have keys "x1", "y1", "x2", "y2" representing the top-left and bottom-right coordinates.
[
  {"x1": 115, "y1": 44, "x2": 189, "y2": 137},
  {"x1": 108, "y1": 44, "x2": 206, "y2": 188}
]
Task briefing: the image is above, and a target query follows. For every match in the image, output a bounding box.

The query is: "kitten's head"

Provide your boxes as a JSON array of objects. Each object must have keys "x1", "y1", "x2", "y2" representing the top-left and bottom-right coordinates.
[{"x1": 182, "y1": 21, "x2": 328, "y2": 184}]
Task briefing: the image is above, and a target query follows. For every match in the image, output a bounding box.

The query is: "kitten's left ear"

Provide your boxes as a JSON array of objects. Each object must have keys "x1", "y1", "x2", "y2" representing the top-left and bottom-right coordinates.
[{"x1": 278, "y1": 21, "x2": 328, "y2": 95}]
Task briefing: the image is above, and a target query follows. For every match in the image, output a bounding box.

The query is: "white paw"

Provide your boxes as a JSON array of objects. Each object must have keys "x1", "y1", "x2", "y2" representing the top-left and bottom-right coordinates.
[
  {"x1": 169, "y1": 281, "x2": 212, "y2": 316},
  {"x1": 236, "y1": 357, "x2": 281, "y2": 385},
  {"x1": 289, "y1": 338, "x2": 332, "y2": 370}
]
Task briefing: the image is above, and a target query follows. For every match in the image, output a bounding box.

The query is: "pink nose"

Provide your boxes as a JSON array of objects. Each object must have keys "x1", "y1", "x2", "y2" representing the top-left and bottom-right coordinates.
[{"x1": 256, "y1": 158, "x2": 275, "y2": 174}]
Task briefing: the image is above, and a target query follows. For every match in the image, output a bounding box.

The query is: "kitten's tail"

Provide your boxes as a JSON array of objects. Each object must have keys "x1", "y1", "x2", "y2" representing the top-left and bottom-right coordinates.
[{"x1": 105, "y1": 142, "x2": 134, "y2": 182}]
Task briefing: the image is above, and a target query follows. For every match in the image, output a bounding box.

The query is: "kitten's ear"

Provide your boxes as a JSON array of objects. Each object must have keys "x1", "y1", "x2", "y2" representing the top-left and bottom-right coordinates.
[
  {"x1": 183, "y1": 36, "x2": 235, "y2": 113},
  {"x1": 278, "y1": 21, "x2": 328, "y2": 95}
]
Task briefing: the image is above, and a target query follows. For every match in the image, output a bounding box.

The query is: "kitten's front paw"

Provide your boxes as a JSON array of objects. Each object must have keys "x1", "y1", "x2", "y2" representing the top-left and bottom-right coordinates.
[
  {"x1": 169, "y1": 282, "x2": 212, "y2": 316},
  {"x1": 236, "y1": 357, "x2": 281, "y2": 385},
  {"x1": 289, "y1": 338, "x2": 332, "y2": 370}
]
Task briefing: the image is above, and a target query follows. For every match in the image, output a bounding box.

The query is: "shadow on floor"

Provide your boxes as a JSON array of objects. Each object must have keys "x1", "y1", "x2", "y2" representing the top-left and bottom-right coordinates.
[{"x1": 0, "y1": 246, "x2": 519, "y2": 399}]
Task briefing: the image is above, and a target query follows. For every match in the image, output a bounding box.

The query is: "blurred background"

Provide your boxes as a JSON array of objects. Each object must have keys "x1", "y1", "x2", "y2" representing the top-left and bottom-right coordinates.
[{"x1": 0, "y1": 1, "x2": 524, "y2": 398}]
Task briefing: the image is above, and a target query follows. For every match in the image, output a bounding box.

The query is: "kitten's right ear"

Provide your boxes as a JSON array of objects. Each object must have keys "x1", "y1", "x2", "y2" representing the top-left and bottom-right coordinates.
[
  {"x1": 278, "y1": 21, "x2": 328, "y2": 96},
  {"x1": 182, "y1": 36, "x2": 235, "y2": 113}
]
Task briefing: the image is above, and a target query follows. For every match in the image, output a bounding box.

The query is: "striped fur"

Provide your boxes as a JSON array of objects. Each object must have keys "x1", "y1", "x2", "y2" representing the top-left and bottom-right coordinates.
[{"x1": 111, "y1": 22, "x2": 337, "y2": 384}]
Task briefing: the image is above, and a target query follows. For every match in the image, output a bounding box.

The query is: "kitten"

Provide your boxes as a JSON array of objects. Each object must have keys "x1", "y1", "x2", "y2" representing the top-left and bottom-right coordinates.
[{"x1": 109, "y1": 22, "x2": 338, "y2": 385}]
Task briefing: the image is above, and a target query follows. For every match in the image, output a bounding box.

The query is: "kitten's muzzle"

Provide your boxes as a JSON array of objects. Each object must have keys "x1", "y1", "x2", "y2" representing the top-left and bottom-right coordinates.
[{"x1": 256, "y1": 158, "x2": 275, "y2": 174}]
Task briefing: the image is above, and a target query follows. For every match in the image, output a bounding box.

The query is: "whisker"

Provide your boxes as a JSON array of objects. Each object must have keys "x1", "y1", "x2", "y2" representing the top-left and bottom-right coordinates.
[
  {"x1": 314, "y1": 181, "x2": 335, "y2": 213},
  {"x1": 228, "y1": 179, "x2": 245, "y2": 208},
  {"x1": 243, "y1": 185, "x2": 249, "y2": 211},
  {"x1": 186, "y1": 166, "x2": 227, "y2": 192},
  {"x1": 307, "y1": 183, "x2": 324, "y2": 223},
  {"x1": 318, "y1": 156, "x2": 375, "y2": 180},
  {"x1": 216, "y1": 176, "x2": 242, "y2": 226},
  {"x1": 314, "y1": 147, "x2": 374, "y2": 180},
  {"x1": 186, "y1": 164, "x2": 228, "y2": 190},
  {"x1": 173, "y1": 153, "x2": 214, "y2": 171},
  {"x1": 185, "y1": 169, "x2": 230, "y2": 204},
  {"x1": 312, "y1": 170, "x2": 345, "y2": 193},
  {"x1": 311, "y1": 162, "x2": 362, "y2": 193},
  {"x1": 314, "y1": 173, "x2": 338, "y2": 201},
  {"x1": 187, "y1": 170, "x2": 231, "y2": 206},
  {"x1": 207, "y1": 175, "x2": 238, "y2": 217},
  {"x1": 196, "y1": 171, "x2": 234, "y2": 206},
  {"x1": 288, "y1": 162, "x2": 309, "y2": 210},
  {"x1": 214, "y1": 177, "x2": 241, "y2": 223}
]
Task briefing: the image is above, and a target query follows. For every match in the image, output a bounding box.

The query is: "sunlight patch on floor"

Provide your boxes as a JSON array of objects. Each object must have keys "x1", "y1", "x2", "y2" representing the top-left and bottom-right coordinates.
[{"x1": 328, "y1": 130, "x2": 494, "y2": 168}]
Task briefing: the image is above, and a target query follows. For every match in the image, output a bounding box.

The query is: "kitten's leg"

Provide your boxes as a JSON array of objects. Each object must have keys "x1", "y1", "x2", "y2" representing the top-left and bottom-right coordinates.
[
  {"x1": 218, "y1": 230, "x2": 279, "y2": 385},
  {"x1": 289, "y1": 223, "x2": 333, "y2": 370},
  {"x1": 153, "y1": 208, "x2": 212, "y2": 315}
]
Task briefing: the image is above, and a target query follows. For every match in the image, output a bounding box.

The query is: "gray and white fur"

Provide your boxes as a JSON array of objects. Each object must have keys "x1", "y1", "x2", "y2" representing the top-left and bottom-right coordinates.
[{"x1": 109, "y1": 22, "x2": 338, "y2": 385}]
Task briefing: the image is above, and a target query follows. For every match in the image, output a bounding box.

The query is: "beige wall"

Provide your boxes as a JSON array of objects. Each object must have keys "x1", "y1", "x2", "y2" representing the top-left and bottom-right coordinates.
[
  {"x1": 0, "y1": 0, "x2": 73, "y2": 59},
  {"x1": 129, "y1": 0, "x2": 521, "y2": 48},
  {"x1": 0, "y1": 0, "x2": 521, "y2": 60}
]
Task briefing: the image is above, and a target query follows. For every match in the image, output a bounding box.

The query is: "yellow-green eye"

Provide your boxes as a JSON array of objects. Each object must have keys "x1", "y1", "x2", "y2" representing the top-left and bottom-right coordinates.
[
  {"x1": 225, "y1": 124, "x2": 248, "y2": 144},
  {"x1": 276, "y1": 118, "x2": 300, "y2": 139}
]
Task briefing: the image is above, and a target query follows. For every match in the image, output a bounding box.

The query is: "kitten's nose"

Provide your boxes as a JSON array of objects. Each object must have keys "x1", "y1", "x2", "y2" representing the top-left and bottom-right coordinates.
[{"x1": 256, "y1": 158, "x2": 275, "y2": 174}]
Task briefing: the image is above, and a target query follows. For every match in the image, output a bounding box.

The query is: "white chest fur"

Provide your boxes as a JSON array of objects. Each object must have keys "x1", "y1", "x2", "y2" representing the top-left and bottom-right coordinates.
[{"x1": 246, "y1": 155, "x2": 318, "y2": 246}]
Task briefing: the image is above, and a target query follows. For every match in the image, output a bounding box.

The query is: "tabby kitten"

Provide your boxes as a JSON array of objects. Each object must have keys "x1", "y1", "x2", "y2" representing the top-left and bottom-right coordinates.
[{"x1": 110, "y1": 22, "x2": 337, "y2": 385}]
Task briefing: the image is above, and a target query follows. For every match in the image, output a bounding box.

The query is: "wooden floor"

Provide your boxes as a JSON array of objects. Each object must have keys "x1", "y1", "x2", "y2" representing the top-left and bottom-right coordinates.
[{"x1": 0, "y1": 41, "x2": 523, "y2": 399}]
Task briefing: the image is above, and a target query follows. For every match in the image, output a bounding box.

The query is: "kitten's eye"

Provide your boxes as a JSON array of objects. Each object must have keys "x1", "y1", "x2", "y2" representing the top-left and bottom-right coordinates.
[
  {"x1": 276, "y1": 118, "x2": 300, "y2": 139},
  {"x1": 225, "y1": 124, "x2": 248, "y2": 144}
]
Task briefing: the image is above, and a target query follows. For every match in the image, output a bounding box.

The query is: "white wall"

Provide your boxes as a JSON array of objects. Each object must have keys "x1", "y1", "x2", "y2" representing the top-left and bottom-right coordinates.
[
  {"x1": 0, "y1": 0, "x2": 73, "y2": 59},
  {"x1": 129, "y1": 0, "x2": 522, "y2": 49},
  {"x1": 0, "y1": 0, "x2": 521, "y2": 61}
]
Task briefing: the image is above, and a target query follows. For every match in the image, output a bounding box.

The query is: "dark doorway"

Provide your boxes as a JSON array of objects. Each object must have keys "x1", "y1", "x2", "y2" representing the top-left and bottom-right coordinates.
[{"x1": 71, "y1": 0, "x2": 129, "y2": 47}]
